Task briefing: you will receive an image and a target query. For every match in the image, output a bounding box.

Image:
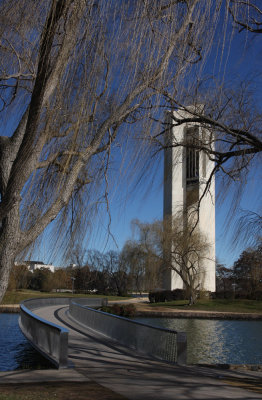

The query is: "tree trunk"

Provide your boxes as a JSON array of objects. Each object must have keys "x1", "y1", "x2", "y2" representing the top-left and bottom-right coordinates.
[{"x1": 0, "y1": 206, "x2": 21, "y2": 303}]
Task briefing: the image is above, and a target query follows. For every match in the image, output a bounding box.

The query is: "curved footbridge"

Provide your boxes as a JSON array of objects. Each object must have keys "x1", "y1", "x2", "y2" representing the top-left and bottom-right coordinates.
[
  {"x1": 18, "y1": 298, "x2": 262, "y2": 400},
  {"x1": 19, "y1": 297, "x2": 186, "y2": 369}
]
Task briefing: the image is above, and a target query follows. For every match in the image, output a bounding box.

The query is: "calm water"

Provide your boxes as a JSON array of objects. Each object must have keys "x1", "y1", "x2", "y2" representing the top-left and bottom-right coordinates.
[
  {"x1": 135, "y1": 317, "x2": 262, "y2": 364},
  {"x1": 1, "y1": 313, "x2": 262, "y2": 369},
  {"x1": 0, "y1": 313, "x2": 54, "y2": 371}
]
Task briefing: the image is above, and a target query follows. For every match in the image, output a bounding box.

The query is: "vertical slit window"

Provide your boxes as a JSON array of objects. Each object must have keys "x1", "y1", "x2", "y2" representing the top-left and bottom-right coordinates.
[{"x1": 186, "y1": 127, "x2": 199, "y2": 185}]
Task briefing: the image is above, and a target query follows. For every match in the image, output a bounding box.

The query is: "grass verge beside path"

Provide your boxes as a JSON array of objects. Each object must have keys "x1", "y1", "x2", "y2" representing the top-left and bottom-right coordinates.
[
  {"x1": 147, "y1": 299, "x2": 262, "y2": 314},
  {"x1": 1, "y1": 290, "x2": 131, "y2": 305},
  {"x1": 0, "y1": 382, "x2": 127, "y2": 400},
  {"x1": 2, "y1": 291, "x2": 262, "y2": 314}
]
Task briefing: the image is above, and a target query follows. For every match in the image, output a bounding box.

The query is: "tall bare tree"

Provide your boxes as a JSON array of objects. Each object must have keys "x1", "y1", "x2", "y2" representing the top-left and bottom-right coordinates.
[
  {"x1": 121, "y1": 239, "x2": 160, "y2": 293},
  {"x1": 131, "y1": 217, "x2": 210, "y2": 304},
  {"x1": 163, "y1": 216, "x2": 210, "y2": 304}
]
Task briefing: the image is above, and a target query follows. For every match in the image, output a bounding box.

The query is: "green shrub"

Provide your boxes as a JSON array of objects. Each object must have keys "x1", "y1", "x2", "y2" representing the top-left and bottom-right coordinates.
[
  {"x1": 119, "y1": 304, "x2": 136, "y2": 318},
  {"x1": 100, "y1": 303, "x2": 136, "y2": 318},
  {"x1": 111, "y1": 303, "x2": 122, "y2": 315}
]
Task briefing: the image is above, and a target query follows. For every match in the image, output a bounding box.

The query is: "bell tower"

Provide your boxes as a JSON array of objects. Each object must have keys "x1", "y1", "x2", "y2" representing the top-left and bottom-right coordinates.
[{"x1": 163, "y1": 108, "x2": 216, "y2": 292}]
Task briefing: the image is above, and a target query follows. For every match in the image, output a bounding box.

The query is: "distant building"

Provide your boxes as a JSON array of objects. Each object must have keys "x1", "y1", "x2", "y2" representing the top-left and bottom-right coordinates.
[
  {"x1": 163, "y1": 107, "x2": 216, "y2": 292},
  {"x1": 25, "y1": 261, "x2": 55, "y2": 273}
]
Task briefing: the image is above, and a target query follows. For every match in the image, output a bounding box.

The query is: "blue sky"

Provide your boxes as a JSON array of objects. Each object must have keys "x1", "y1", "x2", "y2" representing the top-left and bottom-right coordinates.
[
  {"x1": 3, "y1": 3, "x2": 261, "y2": 269},
  {"x1": 82, "y1": 21, "x2": 262, "y2": 269},
  {"x1": 36, "y1": 141, "x2": 260, "y2": 268},
  {"x1": 71, "y1": 21, "x2": 262, "y2": 269},
  {"x1": 83, "y1": 160, "x2": 260, "y2": 270}
]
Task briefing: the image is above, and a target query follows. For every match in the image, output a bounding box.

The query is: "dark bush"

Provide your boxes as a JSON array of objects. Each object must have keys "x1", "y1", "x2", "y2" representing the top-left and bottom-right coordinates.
[
  {"x1": 253, "y1": 290, "x2": 262, "y2": 301},
  {"x1": 100, "y1": 306, "x2": 113, "y2": 314},
  {"x1": 120, "y1": 304, "x2": 136, "y2": 318},
  {"x1": 172, "y1": 289, "x2": 187, "y2": 300},
  {"x1": 234, "y1": 291, "x2": 247, "y2": 299},
  {"x1": 152, "y1": 291, "x2": 161, "y2": 302},
  {"x1": 214, "y1": 290, "x2": 235, "y2": 299},
  {"x1": 148, "y1": 289, "x2": 187, "y2": 303},
  {"x1": 111, "y1": 303, "x2": 122, "y2": 315},
  {"x1": 223, "y1": 290, "x2": 235, "y2": 300},
  {"x1": 148, "y1": 292, "x2": 156, "y2": 303},
  {"x1": 100, "y1": 303, "x2": 136, "y2": 318}
]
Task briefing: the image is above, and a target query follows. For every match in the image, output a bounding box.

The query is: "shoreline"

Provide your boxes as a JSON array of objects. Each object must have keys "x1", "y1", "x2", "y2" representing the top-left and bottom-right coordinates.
[
  {"x1": 135, "y1": 309, "x2": 262, "y2": 320},
  {"x1": 1, "y1": 303, "x2": 262, "y2": 320},
  {"x1": 134, "y1": 304, "x2": 262, "y2": 320},
  {"x1": 0, "y1": 304, "x2": 20, "y2": 313}
]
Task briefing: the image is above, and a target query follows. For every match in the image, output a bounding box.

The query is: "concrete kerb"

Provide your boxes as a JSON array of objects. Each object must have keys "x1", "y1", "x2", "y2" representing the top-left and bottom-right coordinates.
[{"x1": 0, "y1": 368, "x2": 88, "y2": 384}]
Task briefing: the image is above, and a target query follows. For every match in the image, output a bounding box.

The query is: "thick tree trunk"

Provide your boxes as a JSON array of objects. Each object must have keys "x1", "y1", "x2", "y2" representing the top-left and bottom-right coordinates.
[
  {"x1": 0, "y1": 206, "x2": 21, "y2": 303},
  {"x1": 188, "y1": 292, "x2": 197, "y2": 306}
]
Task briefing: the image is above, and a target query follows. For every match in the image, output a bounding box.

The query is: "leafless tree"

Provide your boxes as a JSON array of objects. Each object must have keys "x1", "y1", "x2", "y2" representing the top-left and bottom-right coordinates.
[
  {"x1": 131, "y1": 217, "x2": 210, "y2": 304},
  {"x1": 234, "y1": 209, "x2": 262, "y2": 247},
  {"x1": 163, "y1": 216, "x2": 210, "y2": 304},
  {"x1": 228, "y1": 0, "x2": 262, "y2": 33},
  {"x1": 1, "y1": 0, "x2": 227, "y2": 302},
  {"x1": 121, "y1": 239, "x2": 160, "y2": 293}
]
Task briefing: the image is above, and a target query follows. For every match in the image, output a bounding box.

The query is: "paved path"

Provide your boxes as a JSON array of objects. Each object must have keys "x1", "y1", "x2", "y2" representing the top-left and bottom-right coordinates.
[{"x1": 1, "y1": 304, "x2": 261, "y2": 399}]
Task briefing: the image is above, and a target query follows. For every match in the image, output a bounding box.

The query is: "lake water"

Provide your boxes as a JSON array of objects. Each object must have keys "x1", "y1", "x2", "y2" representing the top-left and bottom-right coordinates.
[
  {"x1": 0, "y1": 313, "x2": 54, "y2": 371},
  {"x1": 135, "y1": 317, "x2": 262, "y2": 364},
  {"x1": 1, "y1": 313, "x2": 261, "y2": 369}
]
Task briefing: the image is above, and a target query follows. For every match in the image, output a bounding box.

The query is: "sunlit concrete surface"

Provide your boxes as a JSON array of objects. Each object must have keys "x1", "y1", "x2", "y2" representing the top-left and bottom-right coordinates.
[{"x1": 164, "y1": 109, "x2": 216, "y2": 292}]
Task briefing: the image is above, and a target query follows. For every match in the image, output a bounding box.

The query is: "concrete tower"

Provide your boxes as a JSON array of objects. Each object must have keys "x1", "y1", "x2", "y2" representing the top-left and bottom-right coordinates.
[{"x1": 163, "y1": 108, "x2": 216, "y2": 292}]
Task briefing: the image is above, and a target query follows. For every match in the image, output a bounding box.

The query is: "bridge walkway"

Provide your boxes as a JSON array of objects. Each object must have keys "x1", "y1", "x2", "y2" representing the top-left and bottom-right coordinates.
[{"x1": 30, "y1": 304, "x2": 262, "y2": 400}]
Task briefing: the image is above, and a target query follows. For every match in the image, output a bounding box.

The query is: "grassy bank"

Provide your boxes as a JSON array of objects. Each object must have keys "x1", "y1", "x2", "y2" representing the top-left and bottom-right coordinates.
[
  {"x1": 1, "y1": 289, "x2": 131, "y2": 305},
  {"x1": 0, "y1": 382, "x2": 127, "y2": 400},
  {"x1": 148, "y1": 299, "x2": 262, "y2": 314}
]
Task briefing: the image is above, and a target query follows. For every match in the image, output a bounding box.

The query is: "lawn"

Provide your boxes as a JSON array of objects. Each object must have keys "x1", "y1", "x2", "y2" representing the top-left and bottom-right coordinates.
[
  {"x1": 148, "y1": 299, "x2": 262, "y2": 313},
  {"x1": 0, "y1": 382, "x2": 127, "y2": 400},
  {"x1": 1, "y1": 289, "x2": 131, "y2": 305}
]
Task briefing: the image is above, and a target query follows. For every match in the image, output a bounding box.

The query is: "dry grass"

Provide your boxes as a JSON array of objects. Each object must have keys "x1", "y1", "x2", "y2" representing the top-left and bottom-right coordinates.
[
  {"x1": 145, "y1": 299, "x2": 262, "y2": 314},
  {"x1": 1, "y1": 290, "x2": 130, "y2": 305},
  {"x1": 0, "y1": 382, "x2": 127, "y2": 400}
]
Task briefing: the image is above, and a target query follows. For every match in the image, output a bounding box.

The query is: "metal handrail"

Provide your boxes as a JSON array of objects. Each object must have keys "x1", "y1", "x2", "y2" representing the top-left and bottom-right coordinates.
[
  {"x1": 69, "y1": 299, "x2": 187, "y2": 364},
  {"x1": 19, "y1": 298, "x2": 69, "y2": 368}
]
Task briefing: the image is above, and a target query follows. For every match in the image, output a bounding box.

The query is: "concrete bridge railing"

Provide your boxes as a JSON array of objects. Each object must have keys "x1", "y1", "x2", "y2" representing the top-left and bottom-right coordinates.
[
  {"x1": 69, "y1": 299, "x2": 187, "y2": 364},
  {"x1": 19, "y1": 298, "x2": 70, "y2": 368}
]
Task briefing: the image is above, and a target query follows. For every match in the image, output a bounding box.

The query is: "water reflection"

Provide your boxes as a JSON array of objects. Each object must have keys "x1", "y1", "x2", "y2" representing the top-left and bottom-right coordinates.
[
  {"x1": 135, "y1": 317, "x2": 262, "y2": 364},
  {"x1": 0, "y1": 313, "x2": 54, "y2": 371}
]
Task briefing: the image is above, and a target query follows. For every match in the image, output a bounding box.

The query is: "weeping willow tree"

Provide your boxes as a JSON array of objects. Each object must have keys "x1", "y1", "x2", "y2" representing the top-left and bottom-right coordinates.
[
  {"x1": 0, "y1": 0, "x2": 259, "y2": 301},
  {"x1": 129, "y1": 217, "x2": 210, "y2": 304}
]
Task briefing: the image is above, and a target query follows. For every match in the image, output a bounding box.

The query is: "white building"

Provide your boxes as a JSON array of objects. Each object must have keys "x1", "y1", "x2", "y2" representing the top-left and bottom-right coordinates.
[
  {"x1": 163, "y1": 108, "x2": 216, "y2": 292},
  {"x1": 25, "y1": 261, "x2": 55, "y2": 273}
]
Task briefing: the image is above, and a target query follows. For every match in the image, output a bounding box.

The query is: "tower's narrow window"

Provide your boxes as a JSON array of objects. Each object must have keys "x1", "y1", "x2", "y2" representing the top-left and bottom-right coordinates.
[{"x1": 186, "y1": 127, "x2": 199, "y2": 185}]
